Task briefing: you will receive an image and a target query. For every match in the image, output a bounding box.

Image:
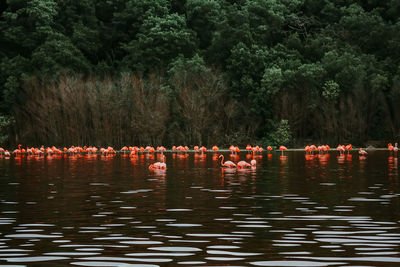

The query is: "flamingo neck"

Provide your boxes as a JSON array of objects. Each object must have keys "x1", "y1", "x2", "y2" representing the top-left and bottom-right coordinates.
[{"x1": 219, "y1": 155, "x2": 224, "y2": 166}]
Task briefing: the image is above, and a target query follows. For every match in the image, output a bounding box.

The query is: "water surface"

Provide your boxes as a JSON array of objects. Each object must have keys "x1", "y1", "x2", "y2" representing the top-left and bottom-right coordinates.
[{"x1": 0, "y1": 151, "x2": 399, "y2": 266}]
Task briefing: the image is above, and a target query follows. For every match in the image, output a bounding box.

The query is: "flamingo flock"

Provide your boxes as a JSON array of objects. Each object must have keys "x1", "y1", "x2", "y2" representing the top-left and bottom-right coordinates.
[{"x1": 0, "y1": 143, "x2": 398, "y2": 171}]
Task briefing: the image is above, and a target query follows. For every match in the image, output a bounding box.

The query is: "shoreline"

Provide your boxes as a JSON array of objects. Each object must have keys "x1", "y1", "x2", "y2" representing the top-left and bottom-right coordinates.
[{"x1": 0, "y1": 147, "x2": 393, "y2": 155}]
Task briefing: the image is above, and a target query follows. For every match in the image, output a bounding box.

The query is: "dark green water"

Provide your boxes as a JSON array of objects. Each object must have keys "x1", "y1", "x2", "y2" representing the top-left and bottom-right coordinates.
[{"x1": 0, "y1": 151, "x2": 399, "y2": 266}]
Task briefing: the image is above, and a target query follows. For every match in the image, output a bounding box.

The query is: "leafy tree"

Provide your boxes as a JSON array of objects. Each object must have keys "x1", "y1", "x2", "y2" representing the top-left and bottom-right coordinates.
[
  {"x1": 122, "y1": 14, "x2": 196, "y2": 72},
  {"x1": 186, "y1": 0, "x2": 221, "y2": 50},
  {"x1": 245, "y1": 0, "x2": 286, "y2": 45},
  {"x1": 270, "y1": 119, "x2": 292, "y2": 146},
  {"x1": 206, "y1": 2, "x2": 251, "y2": 66},
  {"x1": 112, "y1": 0, "x2": 170, "y2": 45}
]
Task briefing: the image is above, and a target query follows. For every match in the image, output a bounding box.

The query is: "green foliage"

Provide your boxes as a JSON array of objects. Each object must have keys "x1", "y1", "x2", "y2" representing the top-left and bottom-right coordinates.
[
  {"x1": 0, "y1": 114, "x2": 13, "y2": 145},
  {"x1": 260, "y1": 66, "x2": 284, "y2": 96},
  {"x1": 186, "y1": 0, "x2": 221, "y2": 49},
  {"x1": 1, "y1": 0, "x2": 400, "y2": 145},
  {"x1": 122, "y1": 14, "x2": 196, "y2": 72},
  {"x1": 322, "y1": 80, "x2": 340, "y2": 101},
  {"x1": 269, "y1": 119, "x2": 292, "y2": 146},
  {"x1": 245, "y1": 0, "x2": 286, "y2": 45},
  {"x1": 112, "y1": 0, "x2": 170, "y2": 44},
  {"x1": 227, "y1": 42, "x2": 269, "y2": 97}
]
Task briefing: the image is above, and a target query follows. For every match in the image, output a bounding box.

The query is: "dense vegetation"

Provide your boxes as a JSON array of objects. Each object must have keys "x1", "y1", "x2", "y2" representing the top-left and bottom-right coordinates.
[{"x1": 1, "y1": 0, "x2": 399, "y2": 147}]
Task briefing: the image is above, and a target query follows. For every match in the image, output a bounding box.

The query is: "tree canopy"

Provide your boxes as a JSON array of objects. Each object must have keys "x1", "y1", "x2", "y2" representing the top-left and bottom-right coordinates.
[{"x1": 1, "y1": 0, "x2": 399, "y2": 146}]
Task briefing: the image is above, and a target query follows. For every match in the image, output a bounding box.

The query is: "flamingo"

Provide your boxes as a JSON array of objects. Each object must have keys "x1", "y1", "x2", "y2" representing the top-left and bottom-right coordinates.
[
  {"x1": 359, "y1": 148, "x2": 368, "y2": 155},
  {"x1": 145, "y1": 146, "x2": 155, "y2": 153},
  {"x1": 279, "y1": 145, "x2": 288, "y2": 155},
  {"x1": 318, "y1": 145, "x2": 327, "y2": 154},
  {"x1": 309, "y1": 145, "x2": 317, "y2": 154},
  {"x1": 176, "y1": 146, "x2": 186, "y2": 153},
  {"x1": 12, "y1": 144, "x2": 22, "y2": 155},
  {"x1": 394, "y1": 143, "x2": 398, "y2": 153},
  {"x1": 212, "y1": 146, "x2": 219, "y2": 151},
  {"x1": 388, "y1": 143, "x2": 394, "y2": 152},
  {"x1": 246, "y1": 145, "x2": 252, "y2": 153},
  {"x1": 250, "y1": 150, "x2": 257, "y2": 167},
  {"x1": 218, "y1": 155, "x2": 236, "y2": 168},
  {"x1": 157, "y1": 146, "x2": 166, "y2": 154},
  {"x1": 252, "y1": 146, "x2": 263, "y2": 154},
  {"x1": 234, "y1": 146, "x2": 240, "y2": 154},
  {"x1": 237, "y1": 160, "x2": 251, "y2": 168},
  {"x1": 149, "y1": 154, "x2": 167, "y2": 170},
  {"x1": 267, "y1": 146, "x2": 273, "y2": 152},
  {"x1": 337, "y1": 145, "x2": 345, "y2": 155},
  {"x1": 326, "y1": 145, "x2": 331, "y2": 150},
  {"x1": 199, "y1": 146, "x2": 207, "y2": 155},
  {"x1": 250, "y1": 158, "x2": 256, "y2": 166},
  {"x1": 345, "y1": 144, "x2": 352, "y2": 154}
]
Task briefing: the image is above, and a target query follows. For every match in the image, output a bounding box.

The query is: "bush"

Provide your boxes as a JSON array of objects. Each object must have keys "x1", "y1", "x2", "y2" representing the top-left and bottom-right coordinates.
[{"x1": 269, "y1": 119, "x2": 292, "y2": 146}]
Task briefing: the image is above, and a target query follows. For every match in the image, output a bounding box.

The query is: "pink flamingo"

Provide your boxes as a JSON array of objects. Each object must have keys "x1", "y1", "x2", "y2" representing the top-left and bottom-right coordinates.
[
  {"x1": 145, "y1": 146, "x2": 155, "y2": 153},
  {"x1": 12, "y1": 144, "x2": 22, "y2": 155},
  {"x1": 237, "y1": 160, "x2": 251, "y2": 168},
  {"x1": 388, "y1": 143, "x2": 394, "y2": 152},
  {"x1": 246, "y1": 145, "x2": 252, "y2": 153},
  {"x1": 345, "y1": 144, "x2": 352, "y2": 154},
  {"x1": 249, "y1": 149, "x2": 257, "y2": 167},
  {"x1": 199, "y1": 146, "x2": 207, "y2": 155},
  {"x1": 326, "y1": 145, "x2": 331, "y2": 150},
  {"x1": 337, "y1": 145, "x2": 345, "y2": 155},
  {"x1": 359, "y1": 148, "x2": 368, "y2": 155},
  {"x1": 218, "y1": 155, "x2": 236, "y2": 168},
  {"x1": 279, "y1": 145, "x2": 288, "y2": 155},
  {"x1": 157, "y1": 146, "x2": 166, "y2": 154},
  {"x1": 212, "y1": 146, "x2": 219, "y2": 151},
  {"x1": 149, "y1": 154, "x2": 167, "y2": 170}
]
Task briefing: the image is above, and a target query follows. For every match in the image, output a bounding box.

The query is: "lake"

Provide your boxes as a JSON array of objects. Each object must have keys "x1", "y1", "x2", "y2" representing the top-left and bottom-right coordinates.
[{"x1": 0, "y1": 150, "x2": 399, "y2": 266}]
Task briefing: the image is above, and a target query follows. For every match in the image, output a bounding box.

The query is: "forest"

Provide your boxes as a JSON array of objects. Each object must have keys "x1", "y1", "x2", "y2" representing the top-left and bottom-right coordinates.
[{"x1": 0, "y1": 0, "x2": 399, "y2": 147}]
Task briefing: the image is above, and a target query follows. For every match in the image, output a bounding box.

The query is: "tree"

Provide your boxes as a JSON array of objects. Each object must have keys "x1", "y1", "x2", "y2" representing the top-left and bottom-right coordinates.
[
  {"x1": 186, "y1": 0, "x2": 221, "y2": 50},
  {"x1": 168, "y1": 54, "x2": 229, "y2": 144},
  {"x1": 122, "y1": 14, "x2": 196, "y2": 72}
]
